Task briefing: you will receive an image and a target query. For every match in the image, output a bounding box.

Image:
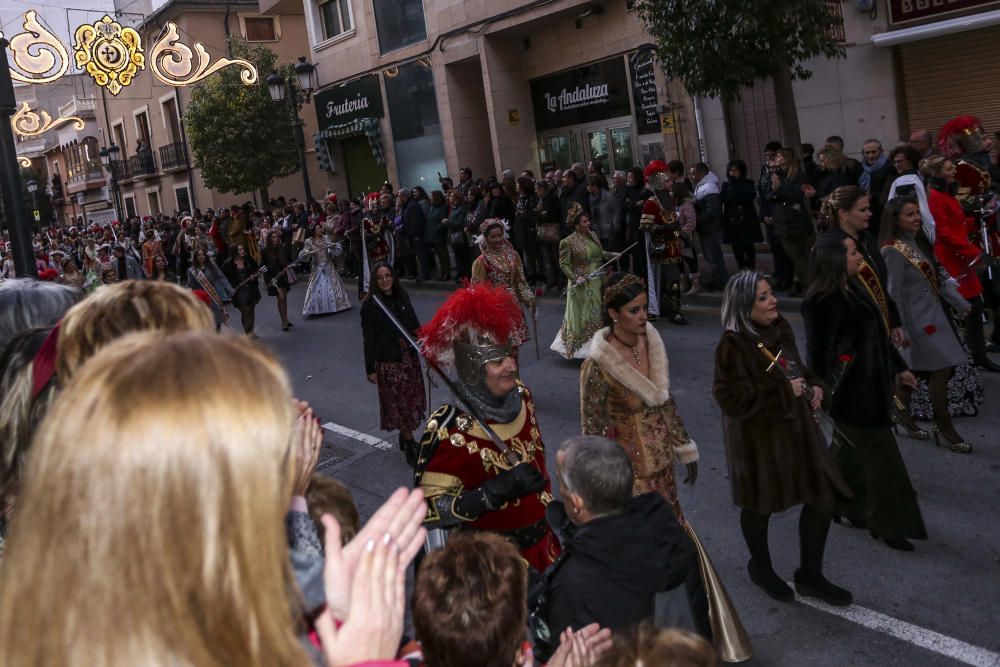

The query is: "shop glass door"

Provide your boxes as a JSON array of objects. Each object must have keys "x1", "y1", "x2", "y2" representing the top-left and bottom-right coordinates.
[
  {"x1": 538, "y1": 135, "x2": 572, "y2": 170},
  {"x1": 587, "y1": 130, "x2": 609, "y2": 167},
  {"x1": 610, "y1": 127, "x2": 635, "y2": 173}
]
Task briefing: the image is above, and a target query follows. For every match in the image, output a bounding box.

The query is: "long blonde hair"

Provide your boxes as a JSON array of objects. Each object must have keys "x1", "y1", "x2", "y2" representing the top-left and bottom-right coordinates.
[
  {"x1": 56, "y1": 280, "x2": 214, "y2": 383},
  {"x1": 0, "y1": 332, "x2": 306, "y2": 667}
]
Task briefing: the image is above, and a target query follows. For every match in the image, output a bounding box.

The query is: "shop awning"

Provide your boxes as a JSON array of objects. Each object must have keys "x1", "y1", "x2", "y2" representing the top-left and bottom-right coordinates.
[
  {"x1": 313, "y1": 117, "x2": 386, "y2": 172},
  {"x1": 872, "y1": 9, "x2": 1000, "y2": 47}
]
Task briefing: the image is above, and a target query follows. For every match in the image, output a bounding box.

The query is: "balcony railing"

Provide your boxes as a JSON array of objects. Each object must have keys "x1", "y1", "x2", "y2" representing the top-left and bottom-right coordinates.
[
  {"x1": 159, "y1": 141, "x2": 188, "y2": 170},
  {"x1": 67, "y1": 161, "x2": 105, "y2": 184},
  {"x1": 128, "y1": 152, "x2": 157, "y2": 178},
  {"x1": 57, "y1": 97, "x2": 98, "y2": 118},
  {"x1": 110, "y1": 159, "x2": 131, "y2": 182}
]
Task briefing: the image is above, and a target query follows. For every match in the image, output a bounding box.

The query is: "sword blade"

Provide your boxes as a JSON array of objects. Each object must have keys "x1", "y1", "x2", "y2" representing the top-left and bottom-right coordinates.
[{"x1": 370, "y1": 293, "x2": 514, "y2": 457}]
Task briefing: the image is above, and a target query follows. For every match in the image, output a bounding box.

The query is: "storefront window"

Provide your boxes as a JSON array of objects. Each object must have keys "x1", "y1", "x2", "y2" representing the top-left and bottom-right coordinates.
[
  {"x1": 383, "y1": 61, "x2": 446, "y2": 189},
  {"x1": 372, "y1": 0, "x2": 426, "y2": 54}
]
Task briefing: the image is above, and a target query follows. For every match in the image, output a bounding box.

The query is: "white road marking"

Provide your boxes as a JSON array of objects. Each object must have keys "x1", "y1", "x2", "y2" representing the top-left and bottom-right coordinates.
[
  {"x1": 322, "y1": 422, "x2": 394, "y2": 451},
  {"x1": 792, "y1": 589, "x2": 1000, "y2": 666}
]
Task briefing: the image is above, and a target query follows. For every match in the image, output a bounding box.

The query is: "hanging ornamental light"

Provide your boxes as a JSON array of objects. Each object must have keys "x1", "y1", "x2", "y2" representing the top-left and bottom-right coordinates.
[
  {"x1": 73, "y1": 15, "x2": 145, "y2": 95},
  {"x1": 12, "y1": 102, "x2": 85, "y2": 137},
  {"x1": 0, "y1": 10, "x2": 69, "y2": 84},
  {"x1": 3, "y1": 10, "x2": 259, "y2": 95}
]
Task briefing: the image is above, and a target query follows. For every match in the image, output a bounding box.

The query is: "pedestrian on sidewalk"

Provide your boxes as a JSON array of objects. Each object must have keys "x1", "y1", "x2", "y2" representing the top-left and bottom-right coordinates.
[
  {"x1": 721, "y1": 160, "x2": 762, "y2": 271},
  {"x1": 689, "y1": 163, "x2": 729, "y2": 291},
  {"x1": 714, "y1": 271, "x2": 853, "y2": 606},
  {"x1": 766, "y1": 148, "x2": 815, "y2": 296}
]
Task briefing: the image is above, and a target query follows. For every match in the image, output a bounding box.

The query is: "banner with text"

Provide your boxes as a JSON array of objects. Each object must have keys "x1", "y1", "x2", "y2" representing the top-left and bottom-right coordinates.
[
  {"x1": 530, "y1": 58, "x2": 631, "y2": 131},
  {"x1": 314, "y1": 75, "x2": 385, "y2": 131},
  {"x1": 888, "y1": 0, "x2": 1000, "y2": 25}
]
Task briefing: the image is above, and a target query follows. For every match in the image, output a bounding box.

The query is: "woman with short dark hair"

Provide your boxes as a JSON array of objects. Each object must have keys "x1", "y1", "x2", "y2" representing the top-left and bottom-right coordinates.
[
  {"x1": 803, "y1": 235, "x2": 927, "y2": 551},
  {"x1": 715, "y1": 271, "x2": 852, "y2": 604}
]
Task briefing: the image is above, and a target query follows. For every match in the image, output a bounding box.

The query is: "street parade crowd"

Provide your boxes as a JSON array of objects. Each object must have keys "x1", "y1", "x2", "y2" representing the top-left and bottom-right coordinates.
[{"x1": 0, "y1": 113, "x2": 998, "y2": 665}]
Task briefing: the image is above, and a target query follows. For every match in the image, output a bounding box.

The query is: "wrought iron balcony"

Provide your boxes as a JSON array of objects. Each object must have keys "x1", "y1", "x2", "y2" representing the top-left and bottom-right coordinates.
[
  {"x1": 110, "y1": 159, "x2": 131, "y2": 182},
  {"x1": 159, "y1": 141, "x2": 188, "y2": 171},
  {"x1": 128, "y1": 151, "x2": 157, "y2": 178}
]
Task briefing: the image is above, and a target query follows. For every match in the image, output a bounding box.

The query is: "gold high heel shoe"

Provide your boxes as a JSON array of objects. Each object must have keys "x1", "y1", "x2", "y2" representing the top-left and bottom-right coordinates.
[
  {"x1": 931, "y1": 425, "x2": 972, "y2": 454},
  {"x1": 892, "y1": 397, "x2": 929, "y2": 440},
  {"x1": 891, "y1": 412, "x2": 930, "y2": 440}
]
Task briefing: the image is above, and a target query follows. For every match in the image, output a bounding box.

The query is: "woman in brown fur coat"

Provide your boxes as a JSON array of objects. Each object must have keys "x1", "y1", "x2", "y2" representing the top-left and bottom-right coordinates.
[{"x1": 714, "y1": 271, "x2": 853, "y2": 607}]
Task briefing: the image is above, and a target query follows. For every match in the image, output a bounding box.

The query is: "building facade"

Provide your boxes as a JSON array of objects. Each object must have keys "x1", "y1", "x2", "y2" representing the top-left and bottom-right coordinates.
[
  {"x1": 701, "y1": 0, "x2": 1000, "y2": 176},
  {"x1": 89, "y1": 0, "x2": 323, "y2": 221},
  {"x1": 267, "y1": 0, "x2": 702, "y2": 199},
  {"x1": 12, "y1": 74, "x2": 110, "y2": 229}
]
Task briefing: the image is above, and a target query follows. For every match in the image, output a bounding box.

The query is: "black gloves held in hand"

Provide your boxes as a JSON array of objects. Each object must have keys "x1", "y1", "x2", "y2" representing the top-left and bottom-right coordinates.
[{"x1": 482, "y1": 463, "x2": 546, "y2": 508}]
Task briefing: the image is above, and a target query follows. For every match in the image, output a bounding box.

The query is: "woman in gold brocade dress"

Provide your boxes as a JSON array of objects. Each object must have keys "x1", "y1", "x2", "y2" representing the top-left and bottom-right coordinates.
[
  {"x1": 579, "y1": 272, "x2": 752, "y2": 663},
  {"x1": 471, "y1": 219, "x2": 536, "y2": 346}
]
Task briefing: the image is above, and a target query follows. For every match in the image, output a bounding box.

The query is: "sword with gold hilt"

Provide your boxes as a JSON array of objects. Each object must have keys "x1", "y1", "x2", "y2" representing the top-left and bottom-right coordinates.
[{"x1": 756, "y1": 342, "x2": 857, "y2": 448}]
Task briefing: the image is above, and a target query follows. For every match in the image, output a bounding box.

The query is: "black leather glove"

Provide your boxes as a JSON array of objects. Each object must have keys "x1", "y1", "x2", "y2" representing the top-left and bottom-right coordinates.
[{"x1": 482, "y1": 463, "x2": 546, "y2": 508}]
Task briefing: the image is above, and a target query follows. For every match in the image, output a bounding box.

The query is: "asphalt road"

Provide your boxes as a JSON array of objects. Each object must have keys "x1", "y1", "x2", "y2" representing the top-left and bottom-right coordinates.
[{"x1": 240, "y1": 277, "x2": 1000, "y2": 667}]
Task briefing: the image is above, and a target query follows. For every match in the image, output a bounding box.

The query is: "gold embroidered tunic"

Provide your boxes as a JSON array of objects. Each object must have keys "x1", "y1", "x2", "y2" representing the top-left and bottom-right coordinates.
[{"x1": 579, "y1": 324, "x2": 698, "y2": 520}]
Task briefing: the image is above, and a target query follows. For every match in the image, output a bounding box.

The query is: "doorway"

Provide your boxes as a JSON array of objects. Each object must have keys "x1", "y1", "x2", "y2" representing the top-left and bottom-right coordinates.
[{"x1": 341, "y1": 135, "x2": 389, "y2": 200}]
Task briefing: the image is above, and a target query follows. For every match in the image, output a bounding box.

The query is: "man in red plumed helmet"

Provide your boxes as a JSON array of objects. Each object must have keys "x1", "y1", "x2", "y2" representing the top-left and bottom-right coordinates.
[
  {"x1": 639, "y1": 160, "x2": 687, "y2": 324},
  {"x1": 939, "y1": 115, "x2": 1000, "y2": 350},
  {"x1": 415, "y1": 282, "x2": 559, "y2": 572}
]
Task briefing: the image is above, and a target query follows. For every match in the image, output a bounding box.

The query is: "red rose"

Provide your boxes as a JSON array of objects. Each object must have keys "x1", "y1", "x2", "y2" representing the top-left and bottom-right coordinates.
[
  {"x1": 837, "y1": 354, "x2": 854, "y2": 363},
  {"x1": 924, "y1": 325, "x2": 936, "y2": 336}
]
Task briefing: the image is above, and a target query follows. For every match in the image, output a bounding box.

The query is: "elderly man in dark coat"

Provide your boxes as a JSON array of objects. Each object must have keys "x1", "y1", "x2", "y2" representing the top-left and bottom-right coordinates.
[{"x1": 533, "y1": 435, "x2": 700, "y2": 662}]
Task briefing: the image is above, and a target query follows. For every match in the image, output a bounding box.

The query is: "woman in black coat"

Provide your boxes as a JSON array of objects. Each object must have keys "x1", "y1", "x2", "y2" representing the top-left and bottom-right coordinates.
[
  {"x1": 261, "y1": 229, "x2": 293, "y2": 331},
  {"x1": 714, "y1": 271, "x2": 852, "y2": 605},
  {"x1": 766, "y1": 149, "x2": 816, "y2": 296},
  {"x1": 721, "y1": 160, "x2": 763, "y2": 271},
  {"x1": 802, "y1": 235, "x2": 927, "y2": 551},
  {"x1": 361, "y1": 262, "x2": 426, "y2": 465},
  {"x1": 221, "y1": 244, "x2": 262, "y2": 336}
]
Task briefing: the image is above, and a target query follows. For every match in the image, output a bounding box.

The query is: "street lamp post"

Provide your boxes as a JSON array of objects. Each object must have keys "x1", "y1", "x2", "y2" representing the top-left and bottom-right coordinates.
[
  {"x1": 26, "y1": 179, "x2": 38, "y2": 231},
  {"x1": 0, "y1": 38, "x2": 38, "y2": 277},
  {"x1": 99, "y1": 143, "x2": 123, "y2": 224},
  {"x1": 267, "y1": 56, "x2": 318, "y2": 203}
]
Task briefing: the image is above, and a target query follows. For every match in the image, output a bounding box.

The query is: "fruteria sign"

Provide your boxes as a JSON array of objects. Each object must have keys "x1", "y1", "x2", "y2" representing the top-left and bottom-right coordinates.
[
  {"x1": 530, "y1": 57, "x2": 631, "y2": 131},
  {"x1": 314, "y1": 75, "x2": 385, "y2": 130},
  {"x1": 888, "y1": 0, "x2": 1000, "y2": 25}
]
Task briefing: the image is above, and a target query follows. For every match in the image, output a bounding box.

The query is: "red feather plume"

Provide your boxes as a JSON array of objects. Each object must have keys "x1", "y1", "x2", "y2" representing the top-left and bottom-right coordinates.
[
  {"x1": 643, "y1": 159, "x2": 669, "y2": 180},
  {"x1": 418, "y1": 281, "x2": 525, "y2": 366},
  {"x1": 937, "y1": 115, "x2": 982, "y2": 157}
]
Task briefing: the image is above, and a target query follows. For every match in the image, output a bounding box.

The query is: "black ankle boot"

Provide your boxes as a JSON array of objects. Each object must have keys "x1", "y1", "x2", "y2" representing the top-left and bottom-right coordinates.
[
  {"x1": 793, "y1": 569, "x2": 853, "y2": 606},
  {"x1": 747, "y1": 559, "x2": 794, "y2": 602},
  {"x1": 398, "y1": 435, "x2": 419, "y2": 467}
]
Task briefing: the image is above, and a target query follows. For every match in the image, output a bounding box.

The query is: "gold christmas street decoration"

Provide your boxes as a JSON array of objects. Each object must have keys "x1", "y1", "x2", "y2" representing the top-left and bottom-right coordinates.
[
  {"x1": 0, "y1": 10, "x2": 70, "y2": 84},
  {"x1": 150, "y1": 22, "x2": 258, "y2": 86},
  {"x1": 73, "y1": 16, "x2": 145, "y2": 95},
  {"x1": 11, "y1": 102, "x2": 85, "y2": 137},
  {"x1": 17, "y1": 156, "x2": 32, "y2": 168}
]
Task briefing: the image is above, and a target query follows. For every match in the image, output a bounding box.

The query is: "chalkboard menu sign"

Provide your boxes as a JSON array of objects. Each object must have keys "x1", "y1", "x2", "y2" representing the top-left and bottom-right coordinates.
[
  {"x1": 630, "y1": 51, "x2": 659, "y2": 135},
  {"x1": 529, "y1": 58, "x2": 632, "y2": 132}
]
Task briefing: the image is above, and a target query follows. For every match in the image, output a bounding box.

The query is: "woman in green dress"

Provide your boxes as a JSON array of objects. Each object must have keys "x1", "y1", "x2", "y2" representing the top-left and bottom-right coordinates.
[{"x1": 551, "y1": 203, "x2": 616, "y2": 359}]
